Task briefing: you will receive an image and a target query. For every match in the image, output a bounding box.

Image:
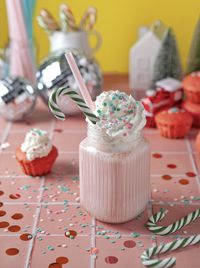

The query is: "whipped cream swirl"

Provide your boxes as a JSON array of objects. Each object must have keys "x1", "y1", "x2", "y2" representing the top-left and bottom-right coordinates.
[
  {"x1": 93, "y1": 90, "x2": 146, "y2": 140},
  {"x1": 21, "y1": 128, "x2": 52, "y2": 161}
]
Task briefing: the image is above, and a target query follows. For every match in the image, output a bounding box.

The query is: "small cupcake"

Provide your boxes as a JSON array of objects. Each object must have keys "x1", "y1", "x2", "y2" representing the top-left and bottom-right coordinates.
[
  {"x1": 182, "y1": 71, "x2": 200, "y2": 103},
  {"x1": 16, "y1": 128, "x2": 58, "y2": 176},
  {"x1": 182, "y1": 100, "x2": 200, "y2": 128},
  {"x1": 196, "y1": 132, "x2": 200, "y2": 153},
  {"x1": 155, "y1": 107, "x2": 193, "y2": 139}
]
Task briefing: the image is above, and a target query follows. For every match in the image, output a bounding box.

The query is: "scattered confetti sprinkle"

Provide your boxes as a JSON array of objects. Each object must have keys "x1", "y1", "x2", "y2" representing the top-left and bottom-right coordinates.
[
  {"x1": 131, "y1": 232, "x2": 140, "y2": 238},
  {"x1": 152, "y1": 153, "x2": 162, "y2": 158},
  {"x1": 0, "y1": 142, "x2": 10, "y2": 150},
  {"x1": 179, "y1": 179, "x2": 189, "y2": 185},
  {"x1": 162, "y1": 174, "x2": 172, "y2": 180},
  {"x1": 186, "y1": 172, "x2": 196, "y2": 177},
  {"x1": 167, "y1": 164, "x2": 177, "y2": 169}
]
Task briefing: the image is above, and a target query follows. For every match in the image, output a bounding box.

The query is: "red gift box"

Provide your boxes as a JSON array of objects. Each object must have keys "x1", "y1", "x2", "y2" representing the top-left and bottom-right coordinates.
[{"x1": 141, "y1": 78, "x2": 183, "y2": 127}]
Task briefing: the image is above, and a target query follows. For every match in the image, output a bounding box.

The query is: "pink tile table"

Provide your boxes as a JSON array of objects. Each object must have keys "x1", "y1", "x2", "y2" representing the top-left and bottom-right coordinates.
[{"x1": 0, "y1": 74, "x2": 199, "y2": 268}]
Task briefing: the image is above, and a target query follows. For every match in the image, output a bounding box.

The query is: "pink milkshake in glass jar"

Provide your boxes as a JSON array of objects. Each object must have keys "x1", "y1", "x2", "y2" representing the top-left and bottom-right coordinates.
[{"x1": 79, "y1": 90, "x2": 150, "y2": 223}]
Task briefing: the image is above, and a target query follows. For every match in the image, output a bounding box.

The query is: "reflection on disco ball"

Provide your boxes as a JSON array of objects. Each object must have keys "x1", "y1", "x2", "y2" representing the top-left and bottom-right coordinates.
[
  {"x1": 36, "y1": 50, "x2": 103, "y2": 115},
  {"x1": 0, "y1": 76, "x2": 36, "y2": 121}
]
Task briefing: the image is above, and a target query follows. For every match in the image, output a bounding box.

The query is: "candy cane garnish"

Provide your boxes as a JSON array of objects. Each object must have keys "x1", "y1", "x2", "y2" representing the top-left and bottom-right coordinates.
[
  {"x1": 146, "y1": 208, "x2": 200, "y2": 235},
  {"x1": 79, "y1": 7, "x2": 97, "y2": 31},
  {"x1": 141, "y1": 234, "x2": 200, "y2": 268},
  {"x1": 48, "y1": 86, "x2": 99, "y2": 124},
  {"x1": 59, "y1": 4, "x2": 78, "y2": 32},
  {"x1": 38, "y1": 9, "x2": 60, "y2": 32}
]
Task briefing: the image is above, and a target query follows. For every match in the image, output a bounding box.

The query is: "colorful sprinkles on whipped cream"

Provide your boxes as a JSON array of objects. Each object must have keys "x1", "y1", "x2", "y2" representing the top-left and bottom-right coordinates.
[{"x1": 94, "y1": 90, "x2": 146, "y2": 138}]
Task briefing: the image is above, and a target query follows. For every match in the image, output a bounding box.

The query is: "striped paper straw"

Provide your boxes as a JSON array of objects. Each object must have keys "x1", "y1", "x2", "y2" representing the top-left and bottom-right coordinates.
[
  {"x1": 146, "y1": 208, "x2": 200, "y2": 235},
  {"x1": 141, "y1": 235, "x2": 200, "y2": 268},
  {"x1": 48, "y1": 86, "x2": 99, "y2": 124},
  {"x1": 65, "y1": 51, "x2": 96, "y2": 111}
]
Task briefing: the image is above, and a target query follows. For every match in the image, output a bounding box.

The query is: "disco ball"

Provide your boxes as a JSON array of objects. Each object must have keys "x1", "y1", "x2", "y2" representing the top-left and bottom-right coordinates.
[
  {"x1": 36, "y1": 50, "x2": 103, "y2": 115},
  {"x1": 0, "y1": 76, "x2": 36, "y2": 121}
]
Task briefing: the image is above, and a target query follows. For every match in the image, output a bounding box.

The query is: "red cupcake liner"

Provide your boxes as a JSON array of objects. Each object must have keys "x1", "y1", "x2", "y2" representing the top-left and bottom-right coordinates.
[
  {"x1": 184, "y1": 90, "x2": 200, "y2": 104},
  {"x1": 182, "y1": 101, "x2": 200, "y2": 128},
  {"x1": 156, "y1": 123, "x2": 192, "y2": 139},
  {"x1": 16, "y1": 146, "x2": 58, "y2": 177}
]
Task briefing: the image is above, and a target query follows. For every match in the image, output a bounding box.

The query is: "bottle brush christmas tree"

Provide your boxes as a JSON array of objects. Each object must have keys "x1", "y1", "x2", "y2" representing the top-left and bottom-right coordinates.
[
  {"x1": 152, "y1": 28, "x2": 182, "y2": 86},
  {"x1": 186, "y1": 17, "x2": 200, "y2": 74}
]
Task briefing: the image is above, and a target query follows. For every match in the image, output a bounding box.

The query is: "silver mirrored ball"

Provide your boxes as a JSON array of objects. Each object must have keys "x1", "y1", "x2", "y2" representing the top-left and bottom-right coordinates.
[
  {"x1": 0, "y1": 76, "x2": 37, "y2": 121},
  {"x1": 36, "y1": 50, "x2": 103, "y2": 115}
]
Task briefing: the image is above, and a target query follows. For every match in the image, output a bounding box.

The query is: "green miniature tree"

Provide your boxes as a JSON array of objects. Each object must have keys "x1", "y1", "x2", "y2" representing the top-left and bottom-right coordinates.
[
  {"x1": 186, "y1": 17, "x2": 200, "y2": 74},
  {"x1": 152, "y1": 28, "x2": 182, "y2": 86}
]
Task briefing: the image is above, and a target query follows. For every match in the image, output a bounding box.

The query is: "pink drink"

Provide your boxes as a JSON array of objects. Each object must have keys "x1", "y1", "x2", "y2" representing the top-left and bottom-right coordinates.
[
  {"x1": 80, "y1": 126, "x2": 150, "y2": 223},
  {"x1": 79, "y1": 91, "x2": 150, "y2": 223}
]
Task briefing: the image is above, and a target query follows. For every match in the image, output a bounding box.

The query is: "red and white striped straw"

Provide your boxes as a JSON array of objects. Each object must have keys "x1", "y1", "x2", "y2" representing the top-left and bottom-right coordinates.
[{"x1": 65, "y1": 51, "x2": 96, "y2": 111}]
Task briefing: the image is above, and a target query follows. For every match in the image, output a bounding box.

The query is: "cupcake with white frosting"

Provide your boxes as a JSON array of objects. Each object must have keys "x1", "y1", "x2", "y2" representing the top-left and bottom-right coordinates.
[{"x1": 16, "y1": 128, "x2": 58, "y2": 176}]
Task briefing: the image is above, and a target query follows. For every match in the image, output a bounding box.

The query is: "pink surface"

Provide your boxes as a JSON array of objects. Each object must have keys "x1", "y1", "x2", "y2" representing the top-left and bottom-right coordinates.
[{"x1": 0, "y1": 99, "x2": 200, "y2": 268}]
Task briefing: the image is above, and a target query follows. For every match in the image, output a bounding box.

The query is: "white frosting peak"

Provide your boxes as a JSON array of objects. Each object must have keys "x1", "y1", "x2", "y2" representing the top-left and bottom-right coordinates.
[
  {"x1": 94, "y1": 90, "x2": 146, "y2": 139},
  {"x1": 21, "y1": 128, "x2": 52, "y2": 161}
]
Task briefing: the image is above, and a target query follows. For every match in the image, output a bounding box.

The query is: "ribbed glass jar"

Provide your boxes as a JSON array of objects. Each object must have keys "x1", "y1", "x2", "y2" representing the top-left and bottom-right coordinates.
[{"x1": 79, "y1": 123, "x2": 150, "y2": 223}]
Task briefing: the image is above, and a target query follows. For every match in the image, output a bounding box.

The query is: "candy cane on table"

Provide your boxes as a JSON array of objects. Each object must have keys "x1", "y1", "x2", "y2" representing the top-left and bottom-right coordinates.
[
  {"x1": 48, "y1": 86, "x2": 99, "y2": 124},
  {"x1": 141, "y1": 234, "x2": 200, "y2": 268},
  {"x1": 79, "y1": 7, "x2": 97, "y2": 31},
  {"x1": 146, "y1": 208, "x2": 200, "y2": 235},
  {"x1": 59, "y1": 4, "x2": 78, "y2": 32}
]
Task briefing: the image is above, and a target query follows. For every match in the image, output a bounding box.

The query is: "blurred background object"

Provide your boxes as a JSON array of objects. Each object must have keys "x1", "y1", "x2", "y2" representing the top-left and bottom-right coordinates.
[
  {"x1": 0, "y1": 76, "x2": 36, "y2": 121},
  {"x1": 186, "y1": 17, "x2": 200, "y2": 74},
  {"x1": 1, "y1": 0, "x2": 200, "y2": 126},
  {"x1": 129, "y1": 20, "x2": 166, "y2": 98},
  {"x1": 1, "y1": 0, "x2": 200, "y2": 73},
  {"x1": 0, "y1": 0, "x2": 37, "y2": 122},
  {"x1": 5, "y1": 0, "x2": 36, "y2": 84}
]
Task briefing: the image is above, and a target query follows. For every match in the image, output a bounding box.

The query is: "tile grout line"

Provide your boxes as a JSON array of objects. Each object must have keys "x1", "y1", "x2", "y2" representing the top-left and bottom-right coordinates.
[
  {"x1": 0, "y1": 174, "x2": 79, "y2": 178},
  {"x1": 185, "y1": 138, "x2": 200, "y2": 190},
  {"x1": 90, "y1": 217, "x2": 96, "y2": 268},
  {"x1": 25, "y1": 119, "x2": 56, "y2": 268},
  {"x1": 1, "y1": 150, "x2": 195, "y2": 155},
  {"x1": 0, "y1": 234, "x2": 159, "y2": 238},
  {"x1": 150, "y1": 174, "x2": 191, "y2": 177},
  {"x1": 2, "y1": 200, "x2": 200, "y2": 206},
  {"x1": 0, "y1": 122, "x2": 12, "y2": 152},
  {"x1": 2, "y1": 201, "x2": 80, "y2": 205},
  {"x1": 151, "y1": 201, "x2": 200, "y2": 206},
  {"x1": 0, "y1": 174, "x2": 192, "y2": 179},
  {"x1": 25, "y1": 177, "x2": 45, "y2": 268},
  {"x1": 1, "y1": 150, "x2": 79, "y2": 154},
  {"x1": 0, "y1": 233, "x2": 198, "y2": 238}
]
